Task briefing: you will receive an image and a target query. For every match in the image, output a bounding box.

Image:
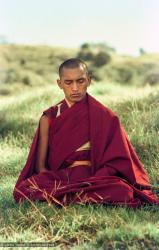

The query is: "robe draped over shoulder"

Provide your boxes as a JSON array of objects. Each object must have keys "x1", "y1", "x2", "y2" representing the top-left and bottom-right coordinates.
[{"x1": 13, "y1": 93, "x2": 159, "y2": 207}]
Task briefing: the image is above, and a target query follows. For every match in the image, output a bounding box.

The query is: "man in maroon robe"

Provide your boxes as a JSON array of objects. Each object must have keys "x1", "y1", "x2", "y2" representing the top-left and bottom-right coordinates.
[{"x1": 13, "y1": 58, "x2": 159, "y2": 208}]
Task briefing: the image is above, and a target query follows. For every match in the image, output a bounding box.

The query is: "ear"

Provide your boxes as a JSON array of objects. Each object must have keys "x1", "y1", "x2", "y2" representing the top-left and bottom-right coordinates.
[
  {"x1": 57, "y1": 79, "x2": 62, "y2": 89},
  {"x1": 88, "y1": 75, "x2": 91, "y2": 86}
]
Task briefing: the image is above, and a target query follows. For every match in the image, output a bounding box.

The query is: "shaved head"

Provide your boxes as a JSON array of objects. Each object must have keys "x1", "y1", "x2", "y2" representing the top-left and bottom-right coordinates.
[{"x1": 59, "y1": 58, "x2": 89, "y2": 77}]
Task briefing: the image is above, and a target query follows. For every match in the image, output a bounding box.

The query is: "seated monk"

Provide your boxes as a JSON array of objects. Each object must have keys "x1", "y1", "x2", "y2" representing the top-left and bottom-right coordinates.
[{"x1": 13, "y1": 58, "x2": 159, "y2": 208}]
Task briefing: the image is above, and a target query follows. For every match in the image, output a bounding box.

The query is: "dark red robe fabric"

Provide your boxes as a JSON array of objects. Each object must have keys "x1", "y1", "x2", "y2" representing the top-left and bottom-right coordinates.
[{"x1": 13, "y1": 93, "x2": 159, "y2": 207}]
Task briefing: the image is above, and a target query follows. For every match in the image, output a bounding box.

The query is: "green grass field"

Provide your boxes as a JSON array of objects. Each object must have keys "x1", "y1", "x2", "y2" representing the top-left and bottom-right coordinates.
[{"x1": 0, "y1": 82, "x2": 159, "y2": 249}]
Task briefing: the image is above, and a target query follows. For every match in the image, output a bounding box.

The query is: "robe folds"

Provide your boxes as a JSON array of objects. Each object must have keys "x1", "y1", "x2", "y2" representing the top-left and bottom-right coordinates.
[{"x1": 13, "y1": 93, "x2": 159, "y2": 207}]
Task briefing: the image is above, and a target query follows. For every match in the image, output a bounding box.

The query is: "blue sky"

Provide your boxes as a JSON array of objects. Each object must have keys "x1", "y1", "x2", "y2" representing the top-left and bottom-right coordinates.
[{"x1": 1, "y1": 0, "x2": 159, "y2": 55}]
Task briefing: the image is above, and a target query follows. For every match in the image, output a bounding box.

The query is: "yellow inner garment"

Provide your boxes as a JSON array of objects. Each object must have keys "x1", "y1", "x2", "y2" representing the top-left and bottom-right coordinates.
[
  {"x1": 76, "y1": 141, "x2": 90, "y2": 151},
  {"x1": 68, "y1": 141, "x2": 91, "y2": 168}
]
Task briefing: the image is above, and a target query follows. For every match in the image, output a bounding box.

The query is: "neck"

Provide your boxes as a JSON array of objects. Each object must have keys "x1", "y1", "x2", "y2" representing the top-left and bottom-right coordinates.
[
  {"x1": 65, "y1": 94, "x2": 87, "y2": 108},
  {"x1": 65, "y1": 98, "x2": 73, "y2": 107}
]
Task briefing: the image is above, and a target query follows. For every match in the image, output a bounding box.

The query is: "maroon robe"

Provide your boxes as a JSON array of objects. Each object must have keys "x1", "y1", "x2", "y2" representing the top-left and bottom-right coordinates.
[{"x1": 13, "y1": 93, "x2": 159, "y2": 207}]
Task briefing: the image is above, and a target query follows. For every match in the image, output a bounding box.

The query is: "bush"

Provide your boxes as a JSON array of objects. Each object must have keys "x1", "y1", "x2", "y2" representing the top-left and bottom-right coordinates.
[
  {"x1": 88, "y1": 67, "x2": 102, "y2": 81},
  {"x1": 77, "y1": 50, "x2": 94, "y2": 61},
  {"x1": 4, "y1": 68, "x2": 18, "y2": 84},
  {"x1": 143, "y1": 65, "x2": 159, "y2": 85},
  {"x1": 0, "y1": 87, "x2": 11, "y2": 95},
  {"x1": 117, "y1": 66, "x2": 133, "y2": 83},
  {"x1": 93, "y1": 51, "x2": 111, "y2": 67},
  {"x1": 105, "y1": 64, "x2": 134, "y2": 84},
  {"x1": 77, "y1": 43, "x2": 112, "y2": 66},
  {"x1": 144, "y1": 73, "x2": 159, "y2": 85},
  {"x1": 19, "y1": 71, "x2": 44, "y2": 85}
]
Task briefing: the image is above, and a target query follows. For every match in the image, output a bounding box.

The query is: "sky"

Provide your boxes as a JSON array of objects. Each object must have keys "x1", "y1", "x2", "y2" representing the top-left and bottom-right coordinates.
[{"x1": 0, "y1": 0, "x2": 159, "y2": 55}]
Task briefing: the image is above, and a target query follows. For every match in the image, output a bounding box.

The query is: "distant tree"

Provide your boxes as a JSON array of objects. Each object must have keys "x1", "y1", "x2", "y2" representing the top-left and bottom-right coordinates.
[
  {"x1": 80, "y1": 43, "x2": 90, "y2": 49},
  {"x1": 139, "y1": 48, "x2": 146, "y2": 55}
]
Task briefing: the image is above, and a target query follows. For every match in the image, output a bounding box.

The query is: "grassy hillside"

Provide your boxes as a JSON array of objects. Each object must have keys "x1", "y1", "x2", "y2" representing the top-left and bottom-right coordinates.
[
  {"x1": 1, "y1": 44, "x2": 159, "y2": 94},
  {"x1": 0, "y1": 81, "x2": 159, "y2": 249},
  {"x1": 0, "y1": 44, "x2": 76, "y2": 95}
]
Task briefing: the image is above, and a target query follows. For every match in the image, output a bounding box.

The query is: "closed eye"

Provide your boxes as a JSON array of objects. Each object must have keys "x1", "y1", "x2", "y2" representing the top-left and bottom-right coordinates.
[
  {"x1": 64, "y1": 80, "x2": 72, "y2": 85},
  {"x1": 77, "y1": 78, "x2": 85, "y2": 83}
]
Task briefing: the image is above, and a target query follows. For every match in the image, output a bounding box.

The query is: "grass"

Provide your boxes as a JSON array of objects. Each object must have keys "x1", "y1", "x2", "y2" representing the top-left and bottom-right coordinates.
[{"x1": 0, "y1": 81, "x2": 159, "y2": 249}]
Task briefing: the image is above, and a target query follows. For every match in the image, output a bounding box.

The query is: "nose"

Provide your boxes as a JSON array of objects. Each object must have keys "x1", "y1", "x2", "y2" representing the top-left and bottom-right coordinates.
[{"x1": 72, "y1": 82, "x2": 78, "y2": 92}]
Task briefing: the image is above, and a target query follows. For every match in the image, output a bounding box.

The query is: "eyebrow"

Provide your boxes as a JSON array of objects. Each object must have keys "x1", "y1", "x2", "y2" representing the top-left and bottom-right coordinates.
[{"x1": 77, "y1": 77, "x2": 85, "y2": 80}]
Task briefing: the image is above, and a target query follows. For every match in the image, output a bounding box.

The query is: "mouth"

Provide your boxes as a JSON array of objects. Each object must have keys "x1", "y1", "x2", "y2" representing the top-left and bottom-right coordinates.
[{"x1": 71, "y1": 94, "x2": 81, "y2": 97}]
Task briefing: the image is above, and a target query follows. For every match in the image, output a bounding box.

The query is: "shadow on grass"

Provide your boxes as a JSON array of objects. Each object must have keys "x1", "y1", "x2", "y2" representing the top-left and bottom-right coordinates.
[{"x1": 0, "y1": 113, "x2": 36, "y2": 138}]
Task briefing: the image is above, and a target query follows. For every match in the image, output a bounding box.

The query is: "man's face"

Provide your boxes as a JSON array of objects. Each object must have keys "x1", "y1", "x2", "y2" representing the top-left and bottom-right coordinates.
[{"x1": 57, "y1": 66, "x2": 91, "y2": 106}]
